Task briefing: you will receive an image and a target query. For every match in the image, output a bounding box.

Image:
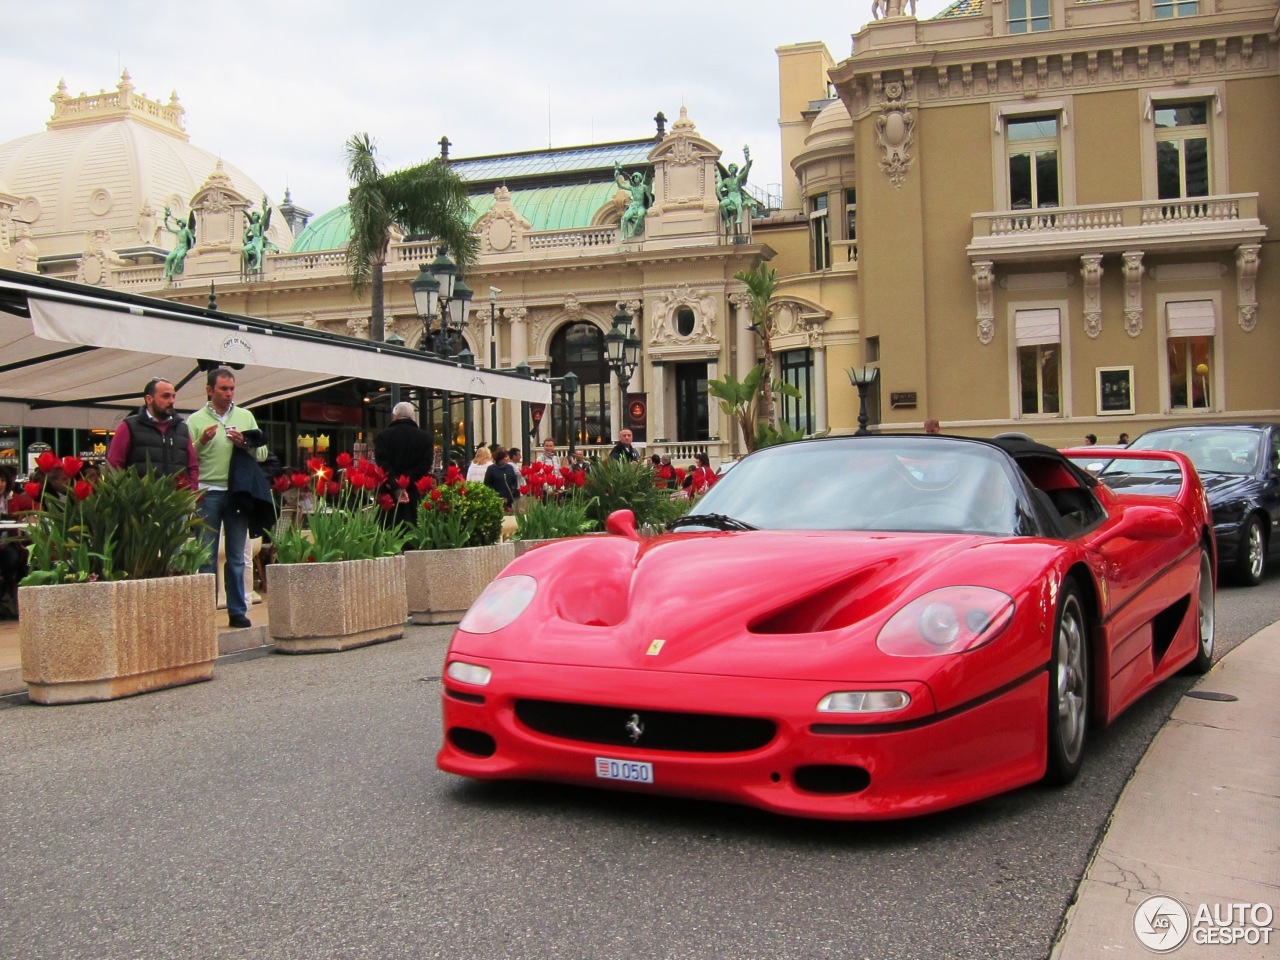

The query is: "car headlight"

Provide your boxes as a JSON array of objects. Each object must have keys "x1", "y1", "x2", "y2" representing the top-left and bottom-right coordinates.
[
  {"x1": 457, "y1": 575, "x2": 537, "y2": 634},
  {"x1": 446, "y1": 661, "x2": 492, "y2": 686},
  {"x1": 876, "y1": 586, "x2": 1014, "y2": 657},
  {"x1": 1212, "y1": 501, "x2": 1247, "y2": 525},
  {"x1": 817, "y1": 691, "x2": 911, "y2": 713}
]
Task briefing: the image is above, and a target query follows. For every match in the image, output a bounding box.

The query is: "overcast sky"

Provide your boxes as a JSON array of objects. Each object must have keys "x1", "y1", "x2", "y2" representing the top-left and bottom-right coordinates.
[{"x1": 3, "y1": 0, "x2": 953, "y2": 221}]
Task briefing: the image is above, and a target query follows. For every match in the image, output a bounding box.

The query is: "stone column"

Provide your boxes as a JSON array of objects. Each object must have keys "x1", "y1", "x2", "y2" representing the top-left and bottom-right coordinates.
[
  {"x1": 731, "y1": 293, "x2": 755, "y2": 381},
  {"x1": 813, "y1": 342, "x2": 829, "y2": 433},
  {"x1": 650, "y1": 362, "x2": 667, "y2": 441},
  {"x1": 507, "y1": 307, "x2": 528, "y2": 447}
]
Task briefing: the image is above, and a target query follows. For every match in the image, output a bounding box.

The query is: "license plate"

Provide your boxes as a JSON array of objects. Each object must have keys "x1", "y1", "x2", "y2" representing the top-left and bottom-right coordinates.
[{"x1": 594, "y1": 757, "x2": 654, "y2": 784}]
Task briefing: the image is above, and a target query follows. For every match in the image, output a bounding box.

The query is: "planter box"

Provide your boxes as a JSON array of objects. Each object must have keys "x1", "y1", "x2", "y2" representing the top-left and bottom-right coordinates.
[
  {"x1": 19, "y1": 574, "x2": 218, "y2": 705},
  {"x1": 511, "y1": 538, "x2": 555, "y2": 558},
  {"x1": 267, "y1": 555, "x2": 407, "y2": 653},
  {"x1": 405, "y1": 543, "x2": 514, "y2": 625}
]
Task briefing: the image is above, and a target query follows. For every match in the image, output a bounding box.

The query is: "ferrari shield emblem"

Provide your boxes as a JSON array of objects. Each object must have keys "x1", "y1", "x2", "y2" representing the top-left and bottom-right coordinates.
[{"x1": 645, "y1": 638, "x2": 665, "y2": 656}]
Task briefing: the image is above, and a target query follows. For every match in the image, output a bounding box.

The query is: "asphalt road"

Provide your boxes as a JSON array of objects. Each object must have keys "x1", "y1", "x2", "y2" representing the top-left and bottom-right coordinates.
[{"x1": 2, "y1": 573, "x2": 1276, "y2": 960}]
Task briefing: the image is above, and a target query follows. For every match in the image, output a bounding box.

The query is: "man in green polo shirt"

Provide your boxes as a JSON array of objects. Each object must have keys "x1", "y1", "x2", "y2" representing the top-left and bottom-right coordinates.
[{"x1": 188, "y1": 367, "x2": 266, "y2": 629}]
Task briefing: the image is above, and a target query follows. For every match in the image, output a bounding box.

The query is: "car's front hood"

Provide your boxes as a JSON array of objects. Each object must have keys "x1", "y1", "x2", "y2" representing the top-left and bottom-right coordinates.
[{"x1": 454, "y1": 530, "x2": 1061, "y2": 683}]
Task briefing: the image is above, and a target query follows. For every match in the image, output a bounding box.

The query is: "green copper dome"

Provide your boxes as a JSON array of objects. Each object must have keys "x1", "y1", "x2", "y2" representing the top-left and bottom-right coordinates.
[{"x1": 291, "y1": 181, "x2": 621, "y2": 253}]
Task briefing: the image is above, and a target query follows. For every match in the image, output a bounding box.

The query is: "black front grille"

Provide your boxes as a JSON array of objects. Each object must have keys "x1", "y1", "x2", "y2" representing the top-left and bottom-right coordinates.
[{"x1": 514, "y1": 699, "x2": 776, "y2": 753}]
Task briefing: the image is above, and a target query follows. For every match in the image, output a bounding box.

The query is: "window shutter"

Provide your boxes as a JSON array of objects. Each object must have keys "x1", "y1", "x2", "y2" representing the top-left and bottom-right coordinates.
[
  {"x1": 1166, "y1": 300, "x2": 1215, "y2": 336},
  {"x1": 1014, "y1": 308, "x2": 1060, "y2": 346}
]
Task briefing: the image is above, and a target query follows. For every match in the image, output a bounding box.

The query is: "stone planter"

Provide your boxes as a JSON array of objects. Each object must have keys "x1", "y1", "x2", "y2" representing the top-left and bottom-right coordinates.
[
  {"x1": 267, "y1": 555, "x2": 407, "y2": 653},
  {"x1": 511, "y1": 538, "x2": 555, "y2": 558},
  {"x1": 405, "y1": 543, "x2": 514, "y2": 625},
  {"x1": 19, "y1": 574, "x2": 218, "y2": 705}
]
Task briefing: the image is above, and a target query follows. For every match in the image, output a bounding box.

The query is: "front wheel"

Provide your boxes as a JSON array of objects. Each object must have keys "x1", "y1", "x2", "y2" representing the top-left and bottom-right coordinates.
[
  {"x1": 1045, "y1": 581, "x2": 1089, "y2": 786},
  {"x1": 1186, "y1": 546, "x2": 1216, "y2": 674},
  {"x1": 1235, "y1": 515, "x2": 1266, "y2": 587}
]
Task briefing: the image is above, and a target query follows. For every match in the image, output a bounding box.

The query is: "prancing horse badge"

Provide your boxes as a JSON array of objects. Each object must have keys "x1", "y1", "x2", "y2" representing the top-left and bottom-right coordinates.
[{"x1": 645, "y1": 639, "x2": 665, "y2": 656}]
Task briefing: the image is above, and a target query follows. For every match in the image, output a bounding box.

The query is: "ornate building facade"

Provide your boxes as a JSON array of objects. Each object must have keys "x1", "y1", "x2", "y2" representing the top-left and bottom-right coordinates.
[{"x1": 765, "y1": 0, "x2": 1280, "y2": 446}]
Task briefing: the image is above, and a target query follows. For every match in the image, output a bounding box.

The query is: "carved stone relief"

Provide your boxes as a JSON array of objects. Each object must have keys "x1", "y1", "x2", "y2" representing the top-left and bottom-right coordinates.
[
  {"x1": 1122, "y1": 251, "x2": 1144, "y2": 337},
  {"x1": 1236, "y1": 243, "x2": 1260, "y2": 332},
  {"x1": 876, "y1": 81, "x2": 916, "y2": 188},
  {"x1": 472, "y1": 186, "x2": 532, "y2": 254},
  {"x1": 1080, "y1": 254, "x2": 1104, "y2": 339},
  {"x1": 346, "y1": 316, "x2": 369, "y2": 338},
  {"x1": 649, "y1": 285, "x2": 718, "y2": 345},
  {"x1": 972, "y1": 260, "x2": 995, "y2": 344}
]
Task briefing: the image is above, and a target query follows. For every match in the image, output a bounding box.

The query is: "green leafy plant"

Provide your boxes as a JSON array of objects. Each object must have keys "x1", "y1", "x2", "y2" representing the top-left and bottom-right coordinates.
[
  {"x1": 582, "y1": 457, "x2": 691, "y2": 532},
  {"x1": 21, "y1": 455, "x2": 209, "y2": 586},
  {"x1": 513, "y1": 493, "x2": 598, "y2": 541},
  {"x1": 269, "y1": 455, "x2": 407, "y2": 564},
  {"x1": 708, "y1": 365, "x2": 803, "y2": 454},
  {"x1": 404, "y1": 467, "x2": 474, "y2": 551},
  {"x1": 456, "y1": 480, "x2": 504, "y2": 547}
]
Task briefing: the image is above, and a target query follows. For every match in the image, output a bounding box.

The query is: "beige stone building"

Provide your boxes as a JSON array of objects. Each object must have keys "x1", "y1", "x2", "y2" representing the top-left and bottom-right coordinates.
[
  {"x1": 3, "y1": 0, "x2": 1277, "y2": 467},
  {"x1": 767, "y1": 0, "x2": 1280, "y2": 446}
]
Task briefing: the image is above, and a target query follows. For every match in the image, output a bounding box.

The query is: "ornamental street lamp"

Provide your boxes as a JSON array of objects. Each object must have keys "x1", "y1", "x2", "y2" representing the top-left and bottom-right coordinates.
[
  {"x1": 488, "y1": 285, "x2": 501, "y2": 445},
  {"x1": 413, "y1": 246, "x2": 474, "y2": 464},
  {"x1": 604, "y1": 301, "x2": 641, "y2": 433},
  {"x1": 549, "y1": 370, "x2": 580, "y2": 457},
  {"x1": 847, "y1": 365, "x2": 879, "y2": 436}
]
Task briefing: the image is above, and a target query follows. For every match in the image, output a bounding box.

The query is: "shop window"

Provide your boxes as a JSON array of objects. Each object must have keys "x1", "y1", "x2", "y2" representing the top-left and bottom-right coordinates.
[
  {"x1": 1015, "y1": 309, "x2": 1061, "y2": 416},
  {"x1": 810, "y1": 194, "x2": 831, "y2": 271},
  {"x1": 1166, "y1": 301, "x2": 1216, "y2": 410},
  {"x1": 1153, "y1": 0, "x2": 1197, "y2": 16},
  {"x1": 1008, "y1": 0, "x2": 1051, "y2": 32},
  {"x1": 1007, "y1": 117, "x2": 1060, "y2": 210},
  {"x1": 1154, "y1": 102, "x2": 1209, "y2": 200},
  {"x1": 779, "y1": 349, "x2": 814, "y2": 435}
]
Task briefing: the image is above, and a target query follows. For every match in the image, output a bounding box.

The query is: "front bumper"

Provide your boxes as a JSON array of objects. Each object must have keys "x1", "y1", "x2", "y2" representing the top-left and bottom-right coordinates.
[{"x1": 437, "y1": 658, "x2": 1049, "y2": 820}]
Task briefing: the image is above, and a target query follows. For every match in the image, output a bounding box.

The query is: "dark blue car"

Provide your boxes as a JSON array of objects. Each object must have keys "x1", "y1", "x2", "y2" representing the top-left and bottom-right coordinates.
[{"x1": 1097, "y1": 423, "x2": 1280, "y2": 586}]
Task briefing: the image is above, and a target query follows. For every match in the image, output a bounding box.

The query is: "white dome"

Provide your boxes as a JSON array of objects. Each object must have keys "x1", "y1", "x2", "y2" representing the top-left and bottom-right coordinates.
[
  {"x1": 0, "y1": 72, "x2": 291, "y2": 260},
  {"x1": 805, "y1": 99, "x2": 854, "y2": 149}
]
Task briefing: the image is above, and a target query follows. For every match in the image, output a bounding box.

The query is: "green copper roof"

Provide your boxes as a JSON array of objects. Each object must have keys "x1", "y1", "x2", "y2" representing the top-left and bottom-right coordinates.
[
  {"x1": 291, "y1": 181, "x2": 621, "y2": 253},
  {"x1": 934, "y1": 0, "x2": 983, "y2": 17}
]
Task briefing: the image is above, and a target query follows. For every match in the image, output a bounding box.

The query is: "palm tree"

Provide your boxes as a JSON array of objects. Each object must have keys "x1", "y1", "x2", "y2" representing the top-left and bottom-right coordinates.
[
  {"x1": 344, "y1": 133, "x2": 478, "y2": 343},
  {"x1": 733, "y1": 261, "x2": 780, "y2": 428}
]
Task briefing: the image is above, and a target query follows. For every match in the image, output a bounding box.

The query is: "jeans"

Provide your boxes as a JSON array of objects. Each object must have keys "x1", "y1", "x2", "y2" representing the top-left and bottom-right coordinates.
[{"x1": 199, "y1": 489, "x2": 248, "y2": 618}]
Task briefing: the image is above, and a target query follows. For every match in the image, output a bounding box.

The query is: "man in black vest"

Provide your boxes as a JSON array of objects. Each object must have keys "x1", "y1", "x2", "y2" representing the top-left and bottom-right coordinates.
[{"x1": 105, "y1": 376, "x2": 199, "y2": 488}]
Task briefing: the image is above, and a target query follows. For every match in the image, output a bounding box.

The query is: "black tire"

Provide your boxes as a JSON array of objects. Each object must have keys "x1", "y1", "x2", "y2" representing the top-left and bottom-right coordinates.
[
  {"x1": 1187, "y1": 546, "x2": 1216, "y2": 675},
  {"x1": 1234, "y1": 515, "x2": 1267, "y2": 587},
  {"x1": 1045, "y1": 581, "x2": 1089, "y2": 786}
]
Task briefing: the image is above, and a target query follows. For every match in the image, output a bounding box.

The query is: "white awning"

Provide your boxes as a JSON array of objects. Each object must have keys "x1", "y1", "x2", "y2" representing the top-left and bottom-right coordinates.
[
  {"x1": 1166, "y1": 300, "x2": 1216, "y2": 337},
  {"x1": 0, "y1": 269, "x2": 550, "y2": 428},
  {"x1": 1014, "y1": 308, "x2": 1060, "y2": 347}
]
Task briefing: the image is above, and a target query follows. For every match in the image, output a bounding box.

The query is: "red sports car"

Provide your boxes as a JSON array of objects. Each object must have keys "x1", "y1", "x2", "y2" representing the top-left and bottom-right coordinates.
[{"x1": 437, "y1": 436, "x2": 1216, "y2": 820}]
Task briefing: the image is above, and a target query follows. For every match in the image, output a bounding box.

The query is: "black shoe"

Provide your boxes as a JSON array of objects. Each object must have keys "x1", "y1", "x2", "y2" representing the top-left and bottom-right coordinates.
[{"x1": 228, "y1": 614, "x2": 252, "y2": 629}]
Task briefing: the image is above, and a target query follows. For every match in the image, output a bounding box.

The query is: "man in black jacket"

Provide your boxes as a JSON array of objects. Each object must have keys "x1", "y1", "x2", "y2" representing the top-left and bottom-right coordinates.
[{"x1": 374, "y1": 401, "x2": 434, "y2": 527}]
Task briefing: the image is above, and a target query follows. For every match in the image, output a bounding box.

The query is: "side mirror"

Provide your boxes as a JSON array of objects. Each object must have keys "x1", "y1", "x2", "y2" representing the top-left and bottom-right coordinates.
[
  {"x1": 1105, "y1": 504, "x2": 1187, "y2": 542},
  {"x1": 605, "y1": 509, "x2": 639, "y2": 540}
]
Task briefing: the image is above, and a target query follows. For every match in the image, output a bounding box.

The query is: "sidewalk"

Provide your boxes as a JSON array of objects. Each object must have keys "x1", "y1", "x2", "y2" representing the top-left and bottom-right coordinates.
[
  {"x1": 1052, "y1": 622, "x2": 1280, "y2": 957},
  {"x1": 3, "y1": 608, "x2": 1277, "y2": 956}
]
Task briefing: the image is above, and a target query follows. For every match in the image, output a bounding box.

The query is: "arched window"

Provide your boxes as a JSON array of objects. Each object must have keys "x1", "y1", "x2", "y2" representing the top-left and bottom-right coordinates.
[{"x1": 550, "y1": 322, "x2": 610, "y2": 446}]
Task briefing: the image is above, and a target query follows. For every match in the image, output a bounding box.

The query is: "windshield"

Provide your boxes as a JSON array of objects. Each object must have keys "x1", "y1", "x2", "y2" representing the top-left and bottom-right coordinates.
[
  {"x1": 683, "y1": 438, "x2": 1028, "y2": 535},
  {"x1": 1100, "y1": 428, "x2": 1263, "y2": 479}
]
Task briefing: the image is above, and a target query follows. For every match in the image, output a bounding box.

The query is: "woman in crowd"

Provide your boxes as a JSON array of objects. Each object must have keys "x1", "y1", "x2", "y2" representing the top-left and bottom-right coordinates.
[
  {"x1": 467, "y1": 446, "x2": 494, "y2": 484},
  {"x1": 690, "y1": 452, "x2": 717, "y2": 496},
  {"x1": 0, "y1": 465, "x2": 35, "y2": 619}
]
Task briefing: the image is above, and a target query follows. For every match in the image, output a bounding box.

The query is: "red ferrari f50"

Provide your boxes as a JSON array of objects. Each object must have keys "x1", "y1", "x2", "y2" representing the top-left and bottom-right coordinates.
[{"x1": 438, "y1": 436, "x2": 1215, "y2": 820}]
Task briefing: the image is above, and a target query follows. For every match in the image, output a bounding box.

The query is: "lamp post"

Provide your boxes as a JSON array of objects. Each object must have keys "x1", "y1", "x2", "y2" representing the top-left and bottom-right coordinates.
[
  {"x1": 604, "y1": 301, "x2": 641, "y2": 434},
  {"x1": 489, "y1": 286, "x2": 501, "y2": 446},
  {"x1": 847, "y1": 365, "x2": 879, "y2": 436},
  {"x1": 548, "y1": 371, "x2": 580, "y2": 458},
  {"x1": 412, "y1": 246, "x2": 474, "y2": 464}
]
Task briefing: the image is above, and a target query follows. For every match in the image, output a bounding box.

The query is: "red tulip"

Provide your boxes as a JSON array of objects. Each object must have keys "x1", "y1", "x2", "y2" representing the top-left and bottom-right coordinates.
[
  {"x1": 335, "y1": 452, "x2": 353, "y2": 469},
  {"x1": 62, "y1": 455, "x2": 84, "y2": 477},
  {"x1": 396, "y1": 475, "x2": 411, "y2": 490},
  {"x1": 445, "y1": 465, "x2": 463, "y2": 485},
  {"x1": 377, "y1": 493, "x2": 395, "y2": 511},
  {"x1": 272, "y1": 474, "x2": 292, "y2": 493},
  {"x1": 429, "y1": 488, "x2": 442, "y2": 502},
  {"x1": 72, "y1": 479, "x2": 93, "y2": 501},
  {"x1": 24, "y1": 481, "x2": 42, "y2": 500},
  {"x1": 291, "y1": 472, "x2": 310, "y2": 489},
  {"x1": 415, "y1": 475, "x2": 434, "y2": 494},
  {"x1": 35, "y1": 451, "x2": 59, "y2": 473},
  {"x1": 326, "y1": 481, "x2": 340, "y2": 497}
]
